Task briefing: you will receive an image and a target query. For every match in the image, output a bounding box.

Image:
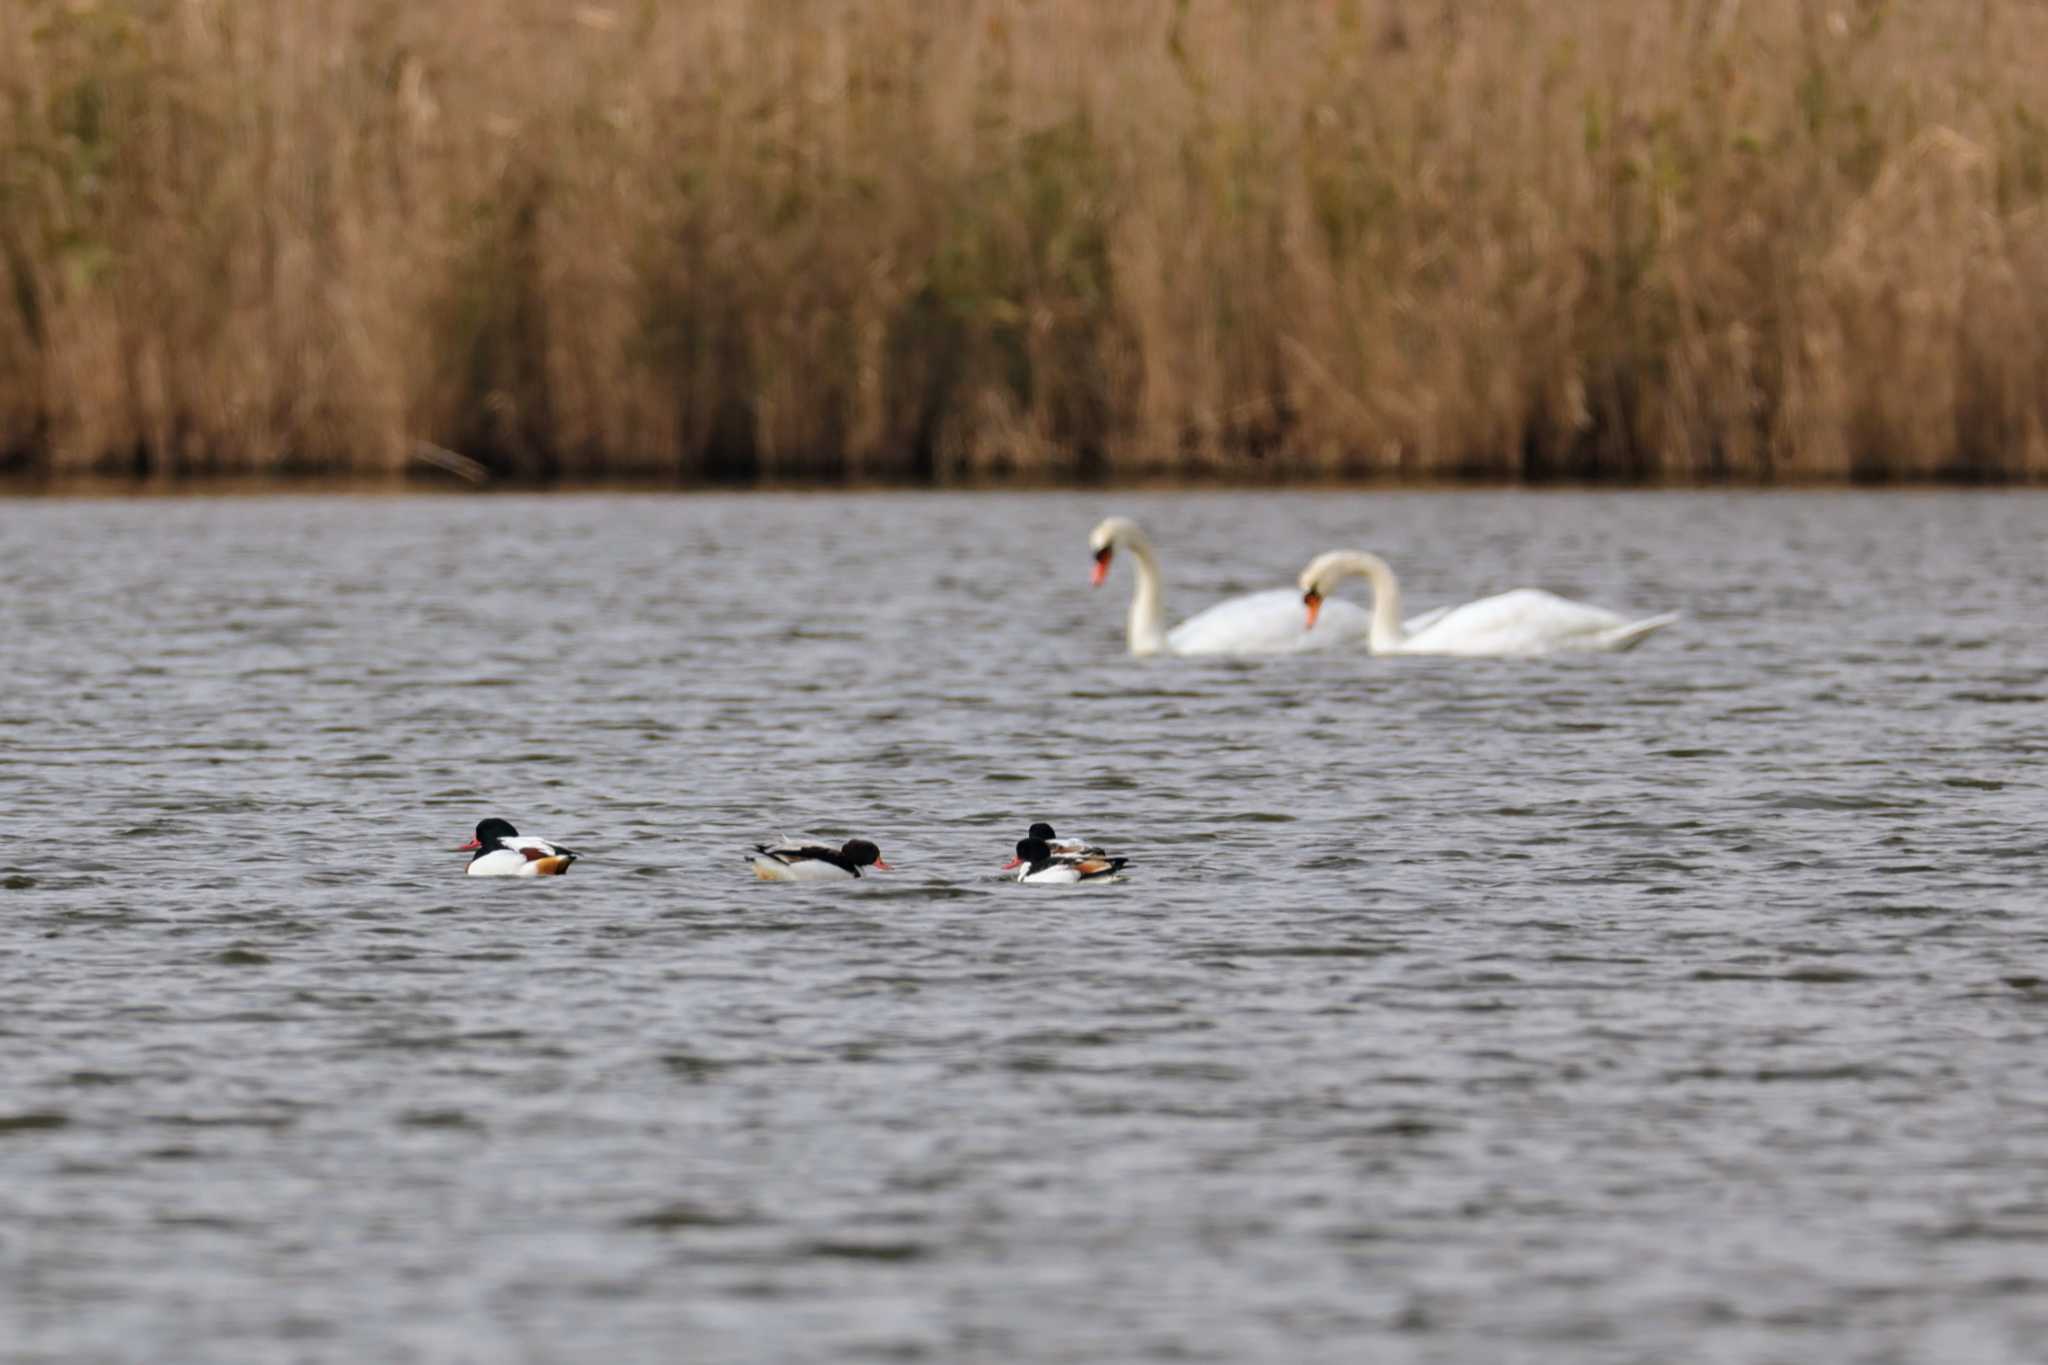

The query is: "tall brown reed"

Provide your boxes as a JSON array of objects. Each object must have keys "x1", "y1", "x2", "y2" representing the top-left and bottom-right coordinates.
[{"x1": 4, "y1": 0, "x2": 2047, "y2": 484}]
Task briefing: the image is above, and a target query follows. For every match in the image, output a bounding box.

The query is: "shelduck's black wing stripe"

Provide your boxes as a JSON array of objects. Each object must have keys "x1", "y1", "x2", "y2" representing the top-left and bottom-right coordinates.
[
  {"x1": 796, "y1": 846, "x2": 859, "y2": 875},
  {"x1": 751, "y1": 844, "x2": 858, "y2": 874}
]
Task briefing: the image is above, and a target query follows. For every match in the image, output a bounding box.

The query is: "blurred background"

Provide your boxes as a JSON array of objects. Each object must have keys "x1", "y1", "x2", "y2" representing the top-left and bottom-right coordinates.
[{"x1": 4, "y1": 0, "x2": 2046, "y2": 487}]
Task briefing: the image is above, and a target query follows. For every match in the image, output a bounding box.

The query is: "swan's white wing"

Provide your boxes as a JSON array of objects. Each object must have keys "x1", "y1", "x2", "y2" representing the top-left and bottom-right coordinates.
[
  {"x1": 1402, "y1": 603, "x2": 1456, "y2": 635},
  {"x1": 1400, "y1": 589, "x2": 1665, "y2": 656},
  {"x1": 1165, "y1": 588, "x2": 1373, "y2": 655},
  {"x1": 1591, "y1": 611, "x2": 1680, "y2": 651}
]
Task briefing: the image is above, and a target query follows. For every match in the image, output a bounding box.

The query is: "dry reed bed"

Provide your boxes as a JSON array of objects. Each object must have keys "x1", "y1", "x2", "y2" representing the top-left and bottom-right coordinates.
[{"x1": 3, "y1": 0, "x2": 2048, "y2": 484}]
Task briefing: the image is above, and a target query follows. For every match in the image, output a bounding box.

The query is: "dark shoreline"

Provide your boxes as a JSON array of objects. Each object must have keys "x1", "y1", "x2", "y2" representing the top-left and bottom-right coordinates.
[{"x1": 0, "y1": 473, "x2": 2042, "y2": 498}]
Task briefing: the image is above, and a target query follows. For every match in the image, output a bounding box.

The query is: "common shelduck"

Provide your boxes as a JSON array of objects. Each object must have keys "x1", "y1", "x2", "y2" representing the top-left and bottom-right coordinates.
[
  {"x1": 459, "y1": 818, "x2": 579, "y2": 876},
  {"x1": 749, "y1": 838, "x2": 891, "y2": 882},
  {"x1": 1027, "y1": 822, "x2": 1106, "y2": 857},
  {"x1": 1005, "y1": 837, "x2": 1128, "y2": 884}
]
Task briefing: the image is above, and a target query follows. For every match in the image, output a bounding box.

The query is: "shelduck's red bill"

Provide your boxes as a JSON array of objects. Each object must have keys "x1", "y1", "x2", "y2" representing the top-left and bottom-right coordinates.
[
  {"x1": 1303, "y1": 590, "x2": 1322, "y2": 630},
  {"x1": 1090, "y1": 547, "x2": 1112, "y2": 587},
  {"x1": 456, "y1": 837, "x2": 483, "y2": 851},
  {"x1": 1000, "y1": 856, "x2": 1023, "y2": 870},
  {"x1": 872, "y1": 858, "x2": 894, "y2": 871}
]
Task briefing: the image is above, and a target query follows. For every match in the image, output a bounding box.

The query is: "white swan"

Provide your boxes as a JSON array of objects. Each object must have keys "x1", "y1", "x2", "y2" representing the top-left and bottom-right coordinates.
[
  {"x1": 1090, "y1": 516, "x2": 1418, "y2": 656},
  {"x1": 1297, "y1": 550, "x2": 1678, "y2": 656}
]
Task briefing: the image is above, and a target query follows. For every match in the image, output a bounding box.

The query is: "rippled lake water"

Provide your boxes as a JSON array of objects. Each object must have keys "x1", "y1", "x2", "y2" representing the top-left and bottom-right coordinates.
[{"x1": 2, "y1": 489, "x2": 2045, "y2": 1363}]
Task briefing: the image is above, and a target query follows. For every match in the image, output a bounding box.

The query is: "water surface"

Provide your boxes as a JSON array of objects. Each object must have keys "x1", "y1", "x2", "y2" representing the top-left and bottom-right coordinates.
[{"x1": 2, "y1": 490, "x2": 2045, "y2": 1363}]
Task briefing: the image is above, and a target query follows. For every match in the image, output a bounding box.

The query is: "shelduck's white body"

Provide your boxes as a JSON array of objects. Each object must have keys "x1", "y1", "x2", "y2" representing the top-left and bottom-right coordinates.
[{"x1": 1015, "y1": 856, "x2": 1127, "y2": 884}]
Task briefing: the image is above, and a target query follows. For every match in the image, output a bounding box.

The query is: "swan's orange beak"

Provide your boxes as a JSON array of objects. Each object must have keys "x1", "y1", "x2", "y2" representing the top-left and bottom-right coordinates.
[
  {"x1": 456, "y1": 837, "x2": 482, "y2": 851},
  {"x1": 1090, "y1": 547, "x2": 1112, "y2": 587},
  {"x1": 1303, "y1": 590, "x2": 1322, "y2": 630}
]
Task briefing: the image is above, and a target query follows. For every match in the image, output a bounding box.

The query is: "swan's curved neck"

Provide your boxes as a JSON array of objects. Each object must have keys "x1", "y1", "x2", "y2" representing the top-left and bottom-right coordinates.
[
  {"x1": 1335, "y1": 552, "x2": 1406, "y2": 651},
  {"x1": 1120, "y1": 532, "x2": 1169, "y2": 656}
]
